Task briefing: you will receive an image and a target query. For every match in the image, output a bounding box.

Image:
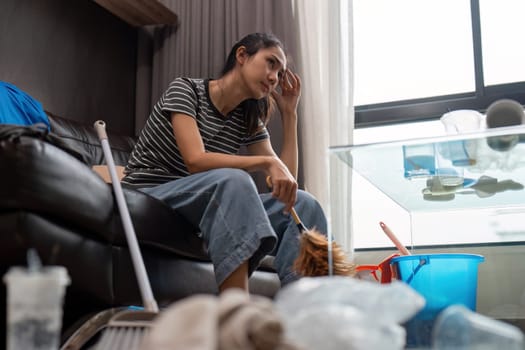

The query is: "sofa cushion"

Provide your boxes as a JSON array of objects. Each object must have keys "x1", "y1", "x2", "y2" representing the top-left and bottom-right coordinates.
[{"x1": 47, "y1": 112, "x2": 135, "y2": 166}]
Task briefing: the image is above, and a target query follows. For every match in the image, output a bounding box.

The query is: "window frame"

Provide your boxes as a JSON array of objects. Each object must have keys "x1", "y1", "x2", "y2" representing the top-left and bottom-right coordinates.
[{"x1": 354, "y1": 0, "x2": 525, "y2": 128}]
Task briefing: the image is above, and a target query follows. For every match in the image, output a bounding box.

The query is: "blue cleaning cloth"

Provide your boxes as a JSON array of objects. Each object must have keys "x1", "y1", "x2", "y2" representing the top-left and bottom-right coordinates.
[{"x1": 0, "y1": 81, "x2": 50, "y2": 130}]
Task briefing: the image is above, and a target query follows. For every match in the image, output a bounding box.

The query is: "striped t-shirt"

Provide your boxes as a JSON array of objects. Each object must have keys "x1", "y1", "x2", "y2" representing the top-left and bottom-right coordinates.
[{"x1": 122, "y1": 77, "x2": 269, "y2": 187}]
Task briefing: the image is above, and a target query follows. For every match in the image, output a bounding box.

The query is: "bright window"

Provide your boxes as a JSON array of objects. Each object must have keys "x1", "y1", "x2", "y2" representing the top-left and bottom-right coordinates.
[
  {"x1": 352, "y1": 0, "x2": 525, "y2": 127},
  {"x1": 354, "y1": 0, "x2": 475, "y2": 106},
  {"x1": 479, "y1": 0, "x2": 525, "y2": 85}
]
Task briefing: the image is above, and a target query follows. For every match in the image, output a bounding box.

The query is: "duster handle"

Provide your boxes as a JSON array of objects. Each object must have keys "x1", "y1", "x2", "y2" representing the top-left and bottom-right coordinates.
[{"x1": 265, "y1": 176, "x2": 307, "y2": 230}]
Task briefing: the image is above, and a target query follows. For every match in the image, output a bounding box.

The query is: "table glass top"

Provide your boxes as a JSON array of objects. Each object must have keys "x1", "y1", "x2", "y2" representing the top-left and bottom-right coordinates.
[{"x1": 330, "y1": 126, "x2": 525, "y2": 213}]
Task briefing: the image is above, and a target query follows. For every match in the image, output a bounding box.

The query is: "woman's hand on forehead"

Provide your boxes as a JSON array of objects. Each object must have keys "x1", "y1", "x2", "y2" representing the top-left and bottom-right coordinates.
[
  {"x1": 280, "y1": 69, "x2": 300, "y2": 96},
  {"x1": 271, "y1": 69, "x2": 301, "y2": 116}
]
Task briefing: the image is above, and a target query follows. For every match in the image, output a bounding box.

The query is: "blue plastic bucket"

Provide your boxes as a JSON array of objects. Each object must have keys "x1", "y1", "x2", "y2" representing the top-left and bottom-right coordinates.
[
  {"x1": 391, "y1": 253, "x2": 485, "y2": 319},
  {"x1": 391, "y1": 254, "x2": 485, "y2": 347}
]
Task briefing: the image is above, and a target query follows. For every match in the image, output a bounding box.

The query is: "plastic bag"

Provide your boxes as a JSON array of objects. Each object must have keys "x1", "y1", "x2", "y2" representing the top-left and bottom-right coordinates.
[
  {"x1": 275, "y1": 276, "x2": 424, "y2": 324},
  {"x1": 274, "y1": 276, "x2": 425, "y2": 350}
]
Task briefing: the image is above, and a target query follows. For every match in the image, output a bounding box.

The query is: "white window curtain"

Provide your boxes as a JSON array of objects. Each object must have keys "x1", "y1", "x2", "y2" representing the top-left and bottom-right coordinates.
[{"x1": 294, "y1": 0, "x2": 355, "y2": 252}]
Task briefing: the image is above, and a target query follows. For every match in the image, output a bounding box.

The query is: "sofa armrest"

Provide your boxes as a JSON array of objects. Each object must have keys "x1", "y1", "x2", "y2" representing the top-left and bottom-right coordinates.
[{"x1": 0, "y1": 134, "x2": 115, "y2": 232}]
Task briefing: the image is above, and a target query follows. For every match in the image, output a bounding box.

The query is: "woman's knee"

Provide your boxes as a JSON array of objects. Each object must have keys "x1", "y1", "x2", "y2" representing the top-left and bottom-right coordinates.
[
  {"x1": 211, "y1": 168, "x2": 258, "y2": 192},
  {"x1": 296, "y1": 190, "x2": 321, "y2": 210}
]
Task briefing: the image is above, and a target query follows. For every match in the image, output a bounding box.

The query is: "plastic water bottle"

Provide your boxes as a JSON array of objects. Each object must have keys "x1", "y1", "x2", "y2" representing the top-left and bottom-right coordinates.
[{"x1": 432, "y1": 304, "x2": 524, "y2": 350}]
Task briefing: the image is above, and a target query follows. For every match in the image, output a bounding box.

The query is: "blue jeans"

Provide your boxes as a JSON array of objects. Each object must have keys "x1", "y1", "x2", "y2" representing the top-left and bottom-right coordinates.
[{"x1": 139, "y1": 168, "x2": 327, "y2": 287}]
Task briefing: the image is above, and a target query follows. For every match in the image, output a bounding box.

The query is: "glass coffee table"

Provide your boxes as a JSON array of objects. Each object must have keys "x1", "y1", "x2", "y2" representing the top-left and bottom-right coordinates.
[{"x1": 329, "y1": 125, "x2": 525, "y2": 248}]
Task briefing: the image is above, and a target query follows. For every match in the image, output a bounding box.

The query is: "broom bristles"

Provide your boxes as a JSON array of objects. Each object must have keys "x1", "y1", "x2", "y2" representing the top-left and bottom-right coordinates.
[{"x1": 293, "y1": 229, "x2": 356, "y2": 277}]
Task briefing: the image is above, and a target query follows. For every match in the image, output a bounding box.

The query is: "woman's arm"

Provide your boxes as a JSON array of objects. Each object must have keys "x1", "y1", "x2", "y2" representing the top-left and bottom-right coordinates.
[
  {"x1": 247, "y1": 139, "x2": 297, "y2": 211},
  {"x1": 171, "y1": 113, "x2": 274, "y2": 173},
  {"x1": 248, "y1": 69, "x2": 302, "y2": 211},
  {"x1": 172, "y1": 113, "x2": 297, "y2": 212},
  {"x1": 270, "y1": 69, "x2": 301, "y2": 178},
  {"x1": 277, "y1": 110, "x2": 298, "y2": 178}
]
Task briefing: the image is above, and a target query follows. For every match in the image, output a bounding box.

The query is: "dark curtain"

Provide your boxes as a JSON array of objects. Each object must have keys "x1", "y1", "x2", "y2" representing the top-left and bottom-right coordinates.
[
  {"x1": 135, "y1": 0, "x2": 297, "y2": 131},
  {"x1": 134, "y1": 0, "x2": 297, "y2": 189}
]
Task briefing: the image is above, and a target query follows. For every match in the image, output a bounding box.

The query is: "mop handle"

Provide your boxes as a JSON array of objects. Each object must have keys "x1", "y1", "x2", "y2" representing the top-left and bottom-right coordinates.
[{"x1": 94, "y1": 121, "x2": 159, "y2": 313}]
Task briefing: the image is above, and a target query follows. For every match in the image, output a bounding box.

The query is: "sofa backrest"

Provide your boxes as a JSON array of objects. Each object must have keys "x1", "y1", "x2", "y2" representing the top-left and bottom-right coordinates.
[{"x1": 46, "y1": 111, "x2": 136, "y2": 166}]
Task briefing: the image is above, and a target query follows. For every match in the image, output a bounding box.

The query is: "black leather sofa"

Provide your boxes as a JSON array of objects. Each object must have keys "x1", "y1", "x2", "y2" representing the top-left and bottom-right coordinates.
[{"x1": 0, "y1": 113, "x2": 280, "y2": 343}]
